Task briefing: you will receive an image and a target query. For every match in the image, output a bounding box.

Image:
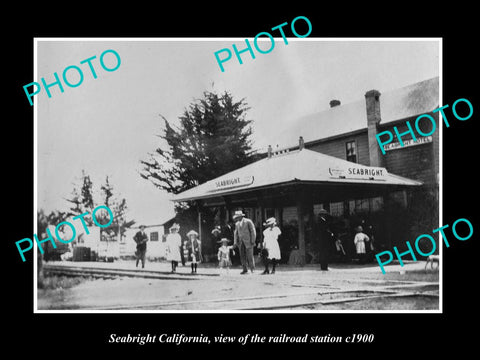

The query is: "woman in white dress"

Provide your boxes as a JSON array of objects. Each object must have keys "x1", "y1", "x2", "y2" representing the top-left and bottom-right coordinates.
[
  {"x1": 261, "y1": 217, "x2": 282, "y2": 274},
  {"x1": 166, "y1": 223, "x2": 182, "y2": 273}
]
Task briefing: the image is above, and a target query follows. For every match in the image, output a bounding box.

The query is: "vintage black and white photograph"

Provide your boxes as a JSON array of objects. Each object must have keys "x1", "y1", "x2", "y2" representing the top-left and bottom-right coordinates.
[{"x1": 34, "y1": 38, "x2": 441, "y2": 312}]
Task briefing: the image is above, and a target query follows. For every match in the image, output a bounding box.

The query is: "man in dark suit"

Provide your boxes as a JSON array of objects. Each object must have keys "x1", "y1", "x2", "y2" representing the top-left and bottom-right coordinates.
[
  {"x1": 134, "y1": 225, "x2": 148, "y2": 268},
  {"x1": 233, "y1": 210, "x2": 257, "y2": 274},
  {"x1": 317, "y1": 210, "x2": 333, "y2": 271}
]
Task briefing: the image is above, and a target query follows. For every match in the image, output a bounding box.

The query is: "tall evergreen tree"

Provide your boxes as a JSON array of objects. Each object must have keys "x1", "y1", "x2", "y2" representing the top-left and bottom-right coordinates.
[
  {"x1": 98, "y1": 176, "x2": 132, "y2": 241},
  {"x1": 65, "y1": 169, "x2": 95, "y2": 223},
  {"x1": 140, "y1": 90, "x2": 258, "y2": 196}
]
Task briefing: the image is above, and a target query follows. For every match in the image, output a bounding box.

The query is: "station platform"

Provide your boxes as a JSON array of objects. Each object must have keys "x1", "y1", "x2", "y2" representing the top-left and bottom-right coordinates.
[{"x1": 41, "y1": 257, "x2": 431, "y2": 277}]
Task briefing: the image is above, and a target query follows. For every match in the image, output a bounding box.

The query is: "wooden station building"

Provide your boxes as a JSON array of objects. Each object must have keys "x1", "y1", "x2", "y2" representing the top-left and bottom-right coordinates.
[{"x1": 172, "y1": 77, "x2": 440, "y2": 265}]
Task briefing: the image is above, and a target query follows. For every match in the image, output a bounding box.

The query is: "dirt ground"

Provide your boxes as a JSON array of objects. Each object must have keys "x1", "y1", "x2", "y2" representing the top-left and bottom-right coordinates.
[{"x1": 37, "y1": 262, "x2": 439, "y2": 311}]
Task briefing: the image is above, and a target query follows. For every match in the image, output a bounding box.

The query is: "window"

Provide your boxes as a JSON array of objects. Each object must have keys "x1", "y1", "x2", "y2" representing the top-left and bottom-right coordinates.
[
  {"x1": 313, "y1": 204, "x2": 325, "y2": 216},
  {"x1": 150, "y1": 231, "x2": 159, "y2": 242},
  {"x1": 370, "y1": 197, "x2": 384, "y2": 212},
  {"x1": 355, "y1": 199, "x2": 370, "y2": 213},
  {"x1": 265, "y1": 208, "x2": 275, "y2": 219},
  {"x1": 329, "y1": 202, "x2": 344, "y2": 217},
  {"x1": 346, "y1": 140, "x2": 357, "y2": 163}
]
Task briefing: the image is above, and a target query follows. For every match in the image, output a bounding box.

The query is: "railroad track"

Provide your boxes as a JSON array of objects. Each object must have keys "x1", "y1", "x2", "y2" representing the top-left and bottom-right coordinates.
[
  {"x1": 73, "y1": 282, "x2": 438, "y2": 311},
  {"x1": 42, "y1": 264, "x2": 219, "y2": 280},
  {"x1": 82, "y1": 288, "x2": 438, "y2": 311},
  {"x1": 41, "y1": 264, "x2": 439, "y2": 311}
]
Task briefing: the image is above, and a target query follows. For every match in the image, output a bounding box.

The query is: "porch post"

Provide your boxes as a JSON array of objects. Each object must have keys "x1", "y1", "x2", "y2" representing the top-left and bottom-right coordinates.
[
  {"x1": 198, "y1": 209, "x2": 202, "y2": 243},
  {"x1": 296, "y1": 195, "x2": 306, "y2": 266}
]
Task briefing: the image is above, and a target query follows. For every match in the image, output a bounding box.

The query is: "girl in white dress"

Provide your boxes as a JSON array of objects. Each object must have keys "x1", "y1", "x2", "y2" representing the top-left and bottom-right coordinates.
[
  {"x1": 217, "y1": 238, "x2": 235, "y2": 275},
  {"x1": 354, "y1": 225, "x2": 369, "y2": 264},
  {"x1": 261, "y1": 217, "x2": 282, "y2": 274},
  {"x1": 185, "y1": 230, "x2": 203, "y2": 274},
  {"x1": 166, "y1": 223, "x2": 182, "y2": 273}
]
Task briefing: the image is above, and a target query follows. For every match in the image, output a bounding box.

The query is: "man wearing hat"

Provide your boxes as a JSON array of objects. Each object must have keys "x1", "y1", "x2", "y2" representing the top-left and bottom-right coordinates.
[
  {"x1": 316, "y1": 209, "x2": 333, "y2": 271},
  {"x1": 133, "y1": 225, "x2": 149, "y2": 268},
  {"x1": 233, "y1": 210, "x2": 257, "y2": 274}
]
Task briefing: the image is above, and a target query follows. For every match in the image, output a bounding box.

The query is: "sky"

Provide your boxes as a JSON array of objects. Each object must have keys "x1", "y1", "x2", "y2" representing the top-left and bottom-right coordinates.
[{"x1": 36, "y1": 38, "x2": 440, "y2": 226}]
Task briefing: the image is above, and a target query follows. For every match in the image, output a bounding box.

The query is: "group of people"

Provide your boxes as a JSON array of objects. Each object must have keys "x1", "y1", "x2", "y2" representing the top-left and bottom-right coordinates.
[
  {"x1": 132, "y1": 209, "x2": 376, "y2": 274},
  {"x1": 164, "y1": 224, "x2": 203, "y2": 274},
  {"x1": 210, "y1": 210, "x2": 282, "y2": 275},
  {"x1": 319, "y1": 215, "x2": 376, "y2": 267},
  {"x1": 227, "y1": 210, "x2": 282, "y2": 275},
  {"x1": 133, "y1": 224, "x2": 202, "y2": 274}
]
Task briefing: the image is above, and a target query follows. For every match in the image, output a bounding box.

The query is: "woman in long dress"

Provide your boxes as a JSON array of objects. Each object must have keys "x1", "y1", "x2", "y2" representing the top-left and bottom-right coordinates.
[
  {"x1": 261, "y1": 217, "x2": 282, "y2": 274},
  {"x1": 166, "y1": 223, "x2": 182, "y2": 273}
]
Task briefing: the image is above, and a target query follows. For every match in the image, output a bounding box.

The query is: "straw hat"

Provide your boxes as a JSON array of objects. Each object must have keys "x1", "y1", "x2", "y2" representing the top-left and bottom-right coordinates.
[
  {"x1": 233, "y1": 210, "x2": 245, "y2": 220},
  {"x1": 170, "y1": 223, "x2": 180, "y2": 231},
  {"x1": 265, "y1": 217, "x2": 276, "y2": 226},
  {"x1": 211, "y1": 226, "x2": 221, "y2": 235},
  {"x1": 186, "y1": 230, "x2": 198, "y2": 237},
  {"x1": 217, "y1": 238, "x2": 230, "y2": 244}
]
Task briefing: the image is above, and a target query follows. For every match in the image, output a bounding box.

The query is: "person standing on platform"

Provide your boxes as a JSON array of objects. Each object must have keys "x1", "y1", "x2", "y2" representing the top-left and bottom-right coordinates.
[
  {"x1": 364, "y1": 223, "x2": 375, "y2": 262},
  {"x1": 233, "y1": 210, "x2": 257, "y2": 274},
  {"x1": 185, "y1": 230, "x2": 202, "y2": 274},
  {"x1": 166, "y1": 223, "x2": 182, "y2": 273},
  {"x1": 261, "y1": 217, "x2": 282, "y2": 274},
  {"x1": 317, "y1": 209, "x2": 333, "y2": 271},
  {"x1": 133, "y1": 225, "x2": 148, "y2": 269},
  {"x1": 222, "y1": 220, "x2": 238, "y2": 265},
  {"x1": 354, "y1": 225, "x2": 369, "y2": 264},
  {"x1": 217, "y1": 238, "x2": 234, "y2": 275}
]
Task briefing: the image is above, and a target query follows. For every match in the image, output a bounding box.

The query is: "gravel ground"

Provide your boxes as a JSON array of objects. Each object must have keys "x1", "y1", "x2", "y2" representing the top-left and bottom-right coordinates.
[{"x1": 37, "y1": 260, "x2": 439, "y2": 311}]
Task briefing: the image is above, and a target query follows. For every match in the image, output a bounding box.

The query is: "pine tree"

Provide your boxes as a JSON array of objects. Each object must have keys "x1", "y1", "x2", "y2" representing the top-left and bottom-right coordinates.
[
  {"x1": 65, "y1": 169, "x2": 95, "y2": 224},
  {"x1": 98, "y1": 176, "x2": 132, "y2": 241},
  {"x1": 140, "y1": 90, "x2": 258, "y2": 195}
]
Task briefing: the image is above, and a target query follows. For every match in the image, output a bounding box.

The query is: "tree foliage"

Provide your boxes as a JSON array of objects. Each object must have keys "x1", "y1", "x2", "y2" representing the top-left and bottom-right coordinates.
[
  {"x1": 140, "y1": 90, "x2": 258, "y2": 196},
  {"x1": 63, "y1": 171, "x2": 134, "y2": 240},
  {"x1": 65, "y1": 169, "x2": 95, "y2": 225}
]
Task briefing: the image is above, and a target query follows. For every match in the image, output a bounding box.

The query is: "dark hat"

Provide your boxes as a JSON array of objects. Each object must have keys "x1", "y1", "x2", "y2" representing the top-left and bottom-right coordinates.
[{"x1": 139, "y1": 225, "x2": 146, "y2": 229}]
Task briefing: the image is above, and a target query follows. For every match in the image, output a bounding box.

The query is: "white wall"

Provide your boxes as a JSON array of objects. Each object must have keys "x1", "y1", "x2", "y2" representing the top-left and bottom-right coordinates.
[{"x1": 121, "y1": 225, "x2": 166, "y2": 259}]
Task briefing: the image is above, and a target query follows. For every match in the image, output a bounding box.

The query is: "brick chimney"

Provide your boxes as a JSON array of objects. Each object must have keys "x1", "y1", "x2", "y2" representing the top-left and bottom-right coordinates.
[
  {"x1": 329, "y1": 99, "x2": 341, "y2": 108},
  {"x1": 299, "y1": 136, "x2": 305, "y2": 150},
  {"x1": 365, "y1": 89, "x2": 382, "y2": 167}
]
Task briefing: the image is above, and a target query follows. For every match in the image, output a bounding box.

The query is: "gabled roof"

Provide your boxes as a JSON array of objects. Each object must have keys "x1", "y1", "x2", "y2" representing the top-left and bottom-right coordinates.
[
  {"x1": 275, "y1": 77, "x2": 439, "y2": 148},
  {"x1": 172, "y1": 148, "x2": 422, "y2": 202}
]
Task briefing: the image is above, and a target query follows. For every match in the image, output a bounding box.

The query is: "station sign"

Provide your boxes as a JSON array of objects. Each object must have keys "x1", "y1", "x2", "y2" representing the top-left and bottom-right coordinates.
[
  {"x1": 329, "y1": 166, "x2": 387, "y2": 181},
  {"x1": 211, "y1": 175, "x2": 255, "y2": 192}
]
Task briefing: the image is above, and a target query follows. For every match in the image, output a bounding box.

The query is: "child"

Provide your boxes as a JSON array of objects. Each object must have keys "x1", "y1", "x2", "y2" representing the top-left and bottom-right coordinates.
[
  {"x1": 335, "y1": 238, "x2": 346, "y2": 257},
  {"x1": 165, "y1": 223, "x2": 182, "y2": 273},
  {"x1": 354, "y1": 225, "x2": 369, "y2": 264},
  {"x1": 217, "y1": 238, "x2": 234, "y2": 275},
  {"x1": 261, "y1": 217, "x2": 281, "y2": 274},
  {"x1": 185, "y1": 230, "x2": 202, "y2": 274}
]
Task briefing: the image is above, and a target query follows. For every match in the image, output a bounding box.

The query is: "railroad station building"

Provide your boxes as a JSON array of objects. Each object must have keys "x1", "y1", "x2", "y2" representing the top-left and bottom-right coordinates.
[{"x1": 172, "y1": 77, "x2": 440, "y2": 265}]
